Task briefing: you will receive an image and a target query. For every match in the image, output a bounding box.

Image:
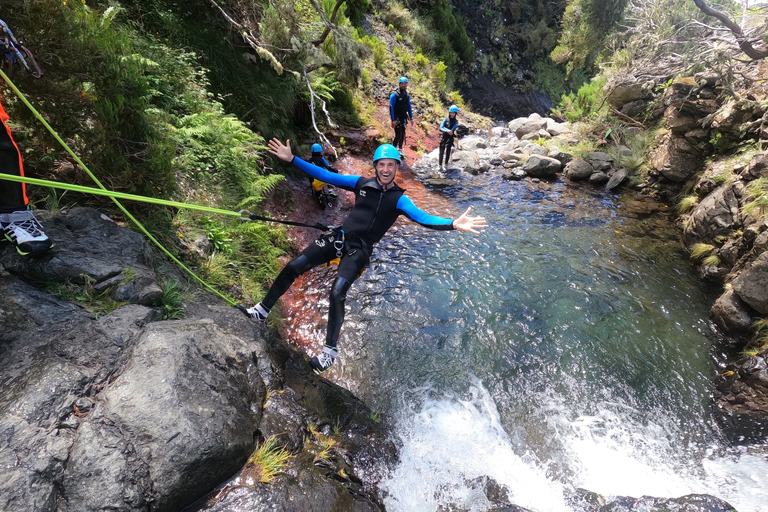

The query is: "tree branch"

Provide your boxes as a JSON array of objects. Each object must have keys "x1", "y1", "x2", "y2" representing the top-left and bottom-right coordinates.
[
  {"x1": 310, "y1": 0, "x2": 347, "y2": 46},
  {"x1": 693, "y1": 0, "x2": 768, "y2": 60},
  {"x1": 303, "y1": 66, "x2": 338, "y2": 158}
]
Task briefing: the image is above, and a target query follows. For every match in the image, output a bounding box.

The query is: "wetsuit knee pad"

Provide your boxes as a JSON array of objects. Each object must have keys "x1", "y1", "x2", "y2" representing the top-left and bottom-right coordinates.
[
  {"x1": 329, "y1": 277, "x2": 352, "y2": 304},
  {"x1": 286, "y1": 254, "x2": 313, "y2": 277}
]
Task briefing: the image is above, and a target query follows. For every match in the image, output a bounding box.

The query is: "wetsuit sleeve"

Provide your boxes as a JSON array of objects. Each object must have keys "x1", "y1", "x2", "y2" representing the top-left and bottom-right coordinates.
[
  {"x1": 292, "y1": 156, "x2": 359, "y2": 191},
  {"x1": 397, "y1": 195, "x2": 454, "y2": 231},
  {"x1": 407, "y1": 97, "x2": 413, "y2": 120},
  {"x1": 389, "y1": 94, "x2": 396, "y2": 121},
  {"x1": 440, "y1": 118, "x2": 449, "y2": 133}
]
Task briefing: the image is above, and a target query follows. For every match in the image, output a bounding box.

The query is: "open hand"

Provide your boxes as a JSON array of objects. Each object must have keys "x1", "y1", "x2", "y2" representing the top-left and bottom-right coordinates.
[
  {"x1": 268, "y1": 138, "x2": 294, "y2": 162},
  {"x1": 452, "y1": 207, "x2": 487, "y2": 234}
]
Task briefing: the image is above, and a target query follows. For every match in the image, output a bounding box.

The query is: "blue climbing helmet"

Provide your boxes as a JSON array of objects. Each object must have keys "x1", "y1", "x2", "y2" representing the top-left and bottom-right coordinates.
[
  {"x1": 311, "y1": 143, "x2": 323, "y2": 154},
  {"x1": 399, "y1": 76, "x2": 408, "y2": 84},
  {"x1": 448, "y1": 104, "x2": 459, "y2": 113},
  {"x1": 373, "y1": 144, "x2": 401, "y2": 165}
]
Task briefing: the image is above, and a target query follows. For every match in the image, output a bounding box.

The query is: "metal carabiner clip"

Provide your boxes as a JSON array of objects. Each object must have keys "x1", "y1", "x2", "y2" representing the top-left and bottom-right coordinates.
[{"x1": 334, "y1": 230, "x2": 345, "y2": 258}]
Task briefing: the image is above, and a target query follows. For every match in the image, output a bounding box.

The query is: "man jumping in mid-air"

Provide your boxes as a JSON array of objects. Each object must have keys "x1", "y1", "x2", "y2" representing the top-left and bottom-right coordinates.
[{"x1": 238, "y1": 138, "x2": 487, "y2": 373}]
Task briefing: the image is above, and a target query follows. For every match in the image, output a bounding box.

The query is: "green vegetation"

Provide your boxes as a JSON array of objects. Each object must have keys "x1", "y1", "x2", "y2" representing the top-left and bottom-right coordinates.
[
  {"x1": 39, "y1": 276, "x2": 124, "y2": 318},
  {"x1": 160, "y1": 278, "x2": 187, "y2": 320},
  {"x1": 551, "y1": 0, "x2": 629, "y2": 76},
  {"x1": 744, "y1": 177, "x2": 768, "y2": 220},
  {"x1": 689, "y1": 243, "x2": 716, "y2": 263},
  {"x1": 677, "y1": 195, "x2": 699, "y2": 215},
  {"x1": 307, "y1": 423, "x2": 339, "y2": 463},
  {"x1": 246, "y1": 437, "x2": 292, "y2": 483}
]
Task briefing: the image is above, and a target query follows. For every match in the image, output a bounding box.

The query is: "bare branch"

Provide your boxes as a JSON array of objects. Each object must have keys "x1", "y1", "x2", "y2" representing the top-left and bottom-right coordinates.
[
  {"x1": 303, "y1": 66, "x2": 338, "y2": 159},
  {"x1": 693, "y1": 0, "x2": 768, "y2": 60},
  {"x1": 309, "y1": 0, "x2": 347, "y2": 46}
]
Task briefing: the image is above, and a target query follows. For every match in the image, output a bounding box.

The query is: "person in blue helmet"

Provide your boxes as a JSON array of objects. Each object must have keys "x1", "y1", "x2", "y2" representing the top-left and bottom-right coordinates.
[
  {"x1": 308, "y1": 143, "x2": 339, "y2": 208},
  {"x1": 438, "y1": 105, "x2": 460, "y2": 171},
  {"x1": 238, "y1": 138, "x2": 487, "y2": 373},
  {"x1": 389, "y1": 77, "x2": 413, "y2": 156}
]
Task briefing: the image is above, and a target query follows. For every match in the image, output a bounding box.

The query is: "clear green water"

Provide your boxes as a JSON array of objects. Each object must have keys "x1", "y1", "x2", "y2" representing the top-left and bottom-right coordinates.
[{"x1": 316, "y1": 172, "x2": 768, "y2": 512}]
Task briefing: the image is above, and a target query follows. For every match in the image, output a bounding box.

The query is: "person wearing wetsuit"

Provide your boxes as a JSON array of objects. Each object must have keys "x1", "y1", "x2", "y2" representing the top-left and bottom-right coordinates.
[
  {"x1": 307, "y1": 143, "x2": 338, "y2": 208},
  {"x1": 238, "y1": 138, "x2": 487, "y2": 373},
  {"x1": 389, "y1": 77, "x2": 413, "y2": 155},
  {"x1": 439, "y1": 105, "x2": 460, "y2": 170}
]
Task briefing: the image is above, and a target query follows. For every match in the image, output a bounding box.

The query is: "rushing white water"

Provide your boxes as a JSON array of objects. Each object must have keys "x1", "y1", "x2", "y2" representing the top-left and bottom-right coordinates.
[
  {"x1": 318, "y1": 170, "x2": 768, "y2": 512},
  {"x1": 379, "y1": 380, "x2": 768, "y2": 512}
]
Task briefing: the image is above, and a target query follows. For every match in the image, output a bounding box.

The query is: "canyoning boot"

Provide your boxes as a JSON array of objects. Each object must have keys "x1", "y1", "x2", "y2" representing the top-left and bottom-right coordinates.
[
  {"x1": 236, "y1": 302, "x2": 270, "y2": 323},
  {"x1": 310, "y1": 346, "x2": 338, "y2": 373},
  {"x1": 0, "y1": 210, "x2": 52, "y2": 255}
]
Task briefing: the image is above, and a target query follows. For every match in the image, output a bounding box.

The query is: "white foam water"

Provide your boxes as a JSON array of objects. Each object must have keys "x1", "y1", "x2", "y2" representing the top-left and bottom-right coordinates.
[{"x1": 381, "y1": 381, "x2": 768, "y2": 512}]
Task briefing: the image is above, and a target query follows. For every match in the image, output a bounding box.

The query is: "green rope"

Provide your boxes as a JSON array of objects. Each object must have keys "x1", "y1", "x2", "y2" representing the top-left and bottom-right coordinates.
[
  {"x1": 0, "y1": 69, "x2": 239, "y2": 306},
  {"x1": 0, "y1": 172, "x2": 244, "y2": 217}
]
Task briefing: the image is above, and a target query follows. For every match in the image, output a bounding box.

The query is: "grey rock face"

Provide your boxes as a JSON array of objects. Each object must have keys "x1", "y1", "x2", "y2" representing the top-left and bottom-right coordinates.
[
  {"x1": 522, "y1": 155, "x2": 562, "y2": 179},
  {"x1": 606, "y1": 168, "x2": 628, "y2": 191},
  {"x1": 711, "y1": 289, "x2": 753, "y2": 332},
  {"x1": 685, "y1": 182, "x2": 745, "y2": 244},
  {"x1": 0, "y1": 207, "x2": 162, "y2": 306},
  {"x1": 564, "y1": 159, "x2": 594, "y2": 180},
  {"x1": 731, "y1": 256, "x2": 768, "y2": 315}
]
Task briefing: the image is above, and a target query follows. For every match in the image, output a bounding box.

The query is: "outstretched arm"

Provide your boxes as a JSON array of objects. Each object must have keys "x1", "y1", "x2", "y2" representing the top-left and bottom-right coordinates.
[{"x1": 452, "y1": 207, "x2": 487, "y2": 235}]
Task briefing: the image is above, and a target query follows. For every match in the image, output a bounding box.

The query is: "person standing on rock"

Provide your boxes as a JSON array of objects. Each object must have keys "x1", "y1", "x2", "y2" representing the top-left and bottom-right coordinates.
[
  {"x1": 438, "y1": 105, "x2": 460, "y2": 171},
  {"x1": 0, "y1": 28, "x2": 52, "y2": 256},
  {"x1": 389, "y1": 76, "x2": 413, "y2": 157},
  {"x1": 238, "y1": 138, "x2": 487, "y2": 373}
]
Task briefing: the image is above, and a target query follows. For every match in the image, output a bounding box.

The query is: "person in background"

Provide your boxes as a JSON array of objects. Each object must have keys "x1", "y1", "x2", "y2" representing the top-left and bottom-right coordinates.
[
  {"x1": 389, "y1": 76, "x2": 413, "y2": 157},
  {"x1": 238, "y1": 138, "x2": 487, "y2": 374},
  {"x1": 307, "y1": 143, "x2": 339, "y2": 209},
  {"x1": 438, "y1": 104, "x2": 460, "y2": 171}
]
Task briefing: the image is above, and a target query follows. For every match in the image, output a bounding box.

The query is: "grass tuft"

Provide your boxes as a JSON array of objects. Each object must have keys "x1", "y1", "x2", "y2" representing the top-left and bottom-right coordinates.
[{"x1": 246, "y1": 437, "x2": 292, "y2": 483}]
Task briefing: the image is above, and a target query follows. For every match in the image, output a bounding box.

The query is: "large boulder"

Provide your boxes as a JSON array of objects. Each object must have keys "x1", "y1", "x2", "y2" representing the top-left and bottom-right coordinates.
[
  {"x1": 711, "y1": 289, "x2": 753, "y2": 332},
  {"x1": 652, "y1": 132, "x2": 703, "y2": 182},
  {"x1": 731, "y1": 253, "x2": 768, "y2": 315},
  {"x1": 450, "y1": 150, "x2": 481, "y2": 174},
  {"x1": 606, "y1": 168, "x2": 628, "y2": 191},
  {"x1": 61, "y1": 317, "x2": 266, "y2": 511},
  {"x1": 587, "y1": 152, "x2": 614, "y2": 172},
  {"x1": 545, "y1": 118, "x2": 571, "y2": 136},
  {"x1": 515, "y1": 118, "x2": 548, "y2": 139},
  {"x1": 522, "y1": 154, "x2": 562, "y2": 179},
  {"x1": 458, "y1": 136, "x2": 488, "y2": 151},
  {"x1": 684, "y1": 182, "x2": 745, "y2": 244},
  {"x1": 741, "y1": 151, "x2": 768, "y2": 181},
  {"x1": 564, "y1": 159, "x2": 594, "y2": 180},
  {"x1": 605, "y1": 80, "x2": 649, "y2": 108}
]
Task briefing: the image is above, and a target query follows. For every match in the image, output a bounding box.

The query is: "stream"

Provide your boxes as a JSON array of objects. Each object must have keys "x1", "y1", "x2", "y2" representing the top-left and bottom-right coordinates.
[{"x1": 285, "y1": 165, "x2": 768, "y2": 512}]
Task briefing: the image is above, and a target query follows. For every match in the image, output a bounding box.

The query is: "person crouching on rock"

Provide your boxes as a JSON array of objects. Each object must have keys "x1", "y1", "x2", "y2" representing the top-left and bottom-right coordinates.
[
  {"x1": 307, "y1": 143, "x2": 339, "y2": 209},
  {"x1": 238, "y1": 138, "x2": 487, "y2": 374},
  {"x1": 438, "y1": 105, "x2": 459, "y2": 171}
]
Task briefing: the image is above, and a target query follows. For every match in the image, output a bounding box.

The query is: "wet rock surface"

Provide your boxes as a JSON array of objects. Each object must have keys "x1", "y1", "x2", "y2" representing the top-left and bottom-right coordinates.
[{"x1": 0, "y1": 211, "x2": 396, "y2": 512}]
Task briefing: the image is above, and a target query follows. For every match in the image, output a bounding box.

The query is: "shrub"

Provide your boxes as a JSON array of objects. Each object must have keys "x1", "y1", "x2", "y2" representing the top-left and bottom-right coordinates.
[{"x1": 431, "y1": 61, "x2": 448, "y2": 87}]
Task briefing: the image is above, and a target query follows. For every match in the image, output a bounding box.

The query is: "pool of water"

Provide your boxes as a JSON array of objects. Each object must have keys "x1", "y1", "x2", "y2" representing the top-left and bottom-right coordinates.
[{"x1": 294, "y1": 169, "x2": 768, "y2": 512}]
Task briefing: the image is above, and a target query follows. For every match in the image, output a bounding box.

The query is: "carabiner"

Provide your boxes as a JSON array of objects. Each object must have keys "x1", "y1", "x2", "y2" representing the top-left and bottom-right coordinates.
[{"x1": 334, "y1": 229, "x2": 345, "y2": 258}]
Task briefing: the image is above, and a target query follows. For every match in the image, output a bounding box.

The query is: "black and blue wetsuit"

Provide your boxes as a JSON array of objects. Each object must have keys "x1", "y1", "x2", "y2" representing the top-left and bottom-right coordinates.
[
  {"x1": 439, "y1": 116, "x2": 459, "y2": 167},
  {"x1": 260, "y1": 156, "x2": 454, "y2": 350},
  {"x1": 389, "y1": 88, "x2": 413, "y2": 150}
]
